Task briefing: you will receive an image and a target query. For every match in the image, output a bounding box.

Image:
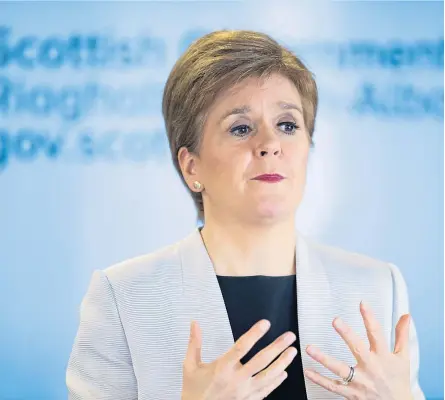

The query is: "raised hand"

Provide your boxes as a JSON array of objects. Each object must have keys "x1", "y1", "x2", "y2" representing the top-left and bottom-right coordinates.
[
  {"x1": 182, "y1": 319, "x2": 298, "y2": 400},
  {"x1": 304, "y1": 301, "x2": 413, "y2": 400}
]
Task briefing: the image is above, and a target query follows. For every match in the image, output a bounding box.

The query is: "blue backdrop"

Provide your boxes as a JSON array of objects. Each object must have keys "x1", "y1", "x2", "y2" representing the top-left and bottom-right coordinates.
[{"x1": 0, "y1": 1, "x2": 443, "y2": 399}]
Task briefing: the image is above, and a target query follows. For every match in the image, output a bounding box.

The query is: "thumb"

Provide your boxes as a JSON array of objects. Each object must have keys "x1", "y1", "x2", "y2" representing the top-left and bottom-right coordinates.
[
  {"x1": 185, "y1": 320, "x2": 202, "y2": 368},
  {"x1": 394, "y1": 314, "x2": 410, "y2": 356}
]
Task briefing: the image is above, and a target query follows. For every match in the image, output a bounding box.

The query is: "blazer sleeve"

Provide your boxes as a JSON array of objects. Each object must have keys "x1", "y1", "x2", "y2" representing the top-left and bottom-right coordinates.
[
  {"x1": 388, "y1": 263, "x2": 425, "y2": 400},
  {"x1": 66, "y1": 270, "x2": 138, "y2": 400}
]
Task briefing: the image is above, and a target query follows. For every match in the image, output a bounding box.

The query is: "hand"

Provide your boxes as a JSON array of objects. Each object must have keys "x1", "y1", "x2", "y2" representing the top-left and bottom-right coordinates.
[
  {"x1": 181, "y1": 319, "x2": 298, "y2": 400},
  {"x1": 304, "y1": 301, "x2": 413, "y2": 399}
]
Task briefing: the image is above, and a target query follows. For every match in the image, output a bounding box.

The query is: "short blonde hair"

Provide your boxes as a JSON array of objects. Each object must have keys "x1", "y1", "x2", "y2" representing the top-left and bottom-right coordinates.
[{"x1": 162, "y1": 30, "x2": 318, "y2": 221}]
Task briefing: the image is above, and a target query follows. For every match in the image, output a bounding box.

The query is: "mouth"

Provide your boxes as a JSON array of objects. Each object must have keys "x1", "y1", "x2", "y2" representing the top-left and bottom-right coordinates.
[{"x1": 252, "y1": 174, "x2": 285, "y2": 183}]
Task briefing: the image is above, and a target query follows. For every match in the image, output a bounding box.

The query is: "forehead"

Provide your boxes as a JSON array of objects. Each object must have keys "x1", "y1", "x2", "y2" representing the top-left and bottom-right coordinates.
[{"x1": 211, "y1": 73, "x2": 303, "y2": 112}]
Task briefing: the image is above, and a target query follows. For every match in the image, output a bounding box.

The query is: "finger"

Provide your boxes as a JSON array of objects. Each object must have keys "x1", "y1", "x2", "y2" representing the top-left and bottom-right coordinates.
[
  {"x1": 242, "y1": 331, "x2": 297, "y2": 376},
  {"x1": 251, "y1": 346, "x2": 297, "y2": 384},
  {"x1": 394, "y1": 314, "x2": 410, "y2": 356},
  {"x1": 360, "y1": 301, "x2": 388, "y2": 354},
  {"x1": 304, "y1": 369, "x2": 355, "y2": 398},
  {"x1": 333, "y1": 317, "x2": 371, "y2": 363},
  {"x1": 306, "y1": 345, "x2": 351, "y2": 381},
  {"x1": 223, "y1": 319, "x2": 271, "y2": 365},
  {"x1": 253, "y1": 371, "x2": 288, "y2": 400},
  {"x1": 184, "y1": 320, "x2": 202, "y2": 369}
]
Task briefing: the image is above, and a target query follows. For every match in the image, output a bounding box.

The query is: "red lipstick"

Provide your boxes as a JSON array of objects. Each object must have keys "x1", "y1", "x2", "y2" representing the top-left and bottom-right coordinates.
[{"x1": 253, "y1": 174, "x2": 284, "y2": 183}]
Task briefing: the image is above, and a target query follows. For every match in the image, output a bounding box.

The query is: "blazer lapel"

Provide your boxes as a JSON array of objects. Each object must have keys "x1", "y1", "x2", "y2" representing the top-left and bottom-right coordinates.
[
  {"x1": 296, "y1": 234, "x2": 343, "y2": 399},
  {"x1": 180, "y1": 229, "x2": 235, "y2": 363}
]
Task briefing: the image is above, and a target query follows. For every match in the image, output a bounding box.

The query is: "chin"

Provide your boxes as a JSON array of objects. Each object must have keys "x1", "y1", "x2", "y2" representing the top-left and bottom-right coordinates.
[{"x1": 250, "y1": 202, "x2": 293, "y2": 223}]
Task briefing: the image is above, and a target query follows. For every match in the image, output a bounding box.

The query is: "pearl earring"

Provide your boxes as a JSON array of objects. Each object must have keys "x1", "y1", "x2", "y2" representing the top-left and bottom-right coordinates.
[{"x1": 193, "y1": 181, "x2": 203, "y2": 191}]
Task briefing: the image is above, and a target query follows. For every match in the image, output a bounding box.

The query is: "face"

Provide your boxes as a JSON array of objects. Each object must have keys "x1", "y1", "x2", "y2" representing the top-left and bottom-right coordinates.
[{"x1": 178, "y1": 73, "x2": 311, "y2": 224}]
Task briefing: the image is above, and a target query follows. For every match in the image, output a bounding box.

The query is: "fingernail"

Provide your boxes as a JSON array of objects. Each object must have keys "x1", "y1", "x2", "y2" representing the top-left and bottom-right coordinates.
[
  {"x1": 304, "y1": 369, "x2": 315, "y2": 377},
  {"x1": 189, "y1": 321, "x2": 195, "y2": 338},
  {"x1": 334, "y1": 318, "x2": 345, "y2": 330},
  {"x1": 284, "y1": 332, "x2": 296, "y2": 343},
  {"x1": 288, "y1": 347, "x2": 298, "y2": 358},
  {"x1": 361, "y1": 300, "x2": 369, "y2": 311},
  {"x1": 259, "y1": 319, "x2": 271, "y2": 331}
]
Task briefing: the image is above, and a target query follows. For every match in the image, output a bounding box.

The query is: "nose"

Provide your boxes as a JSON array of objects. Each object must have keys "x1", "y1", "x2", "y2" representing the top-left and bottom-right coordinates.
[
  {"x1": 254, "y1": 130, "x2": 282, "y2": 158},
  {"x1": 257, "y1": 148, "x2": 281, "y2": 157}
]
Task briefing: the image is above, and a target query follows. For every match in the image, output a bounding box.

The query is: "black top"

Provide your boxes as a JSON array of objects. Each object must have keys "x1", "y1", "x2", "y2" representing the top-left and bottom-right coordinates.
[{"x1": 216, "y1": 275, "x2": 308, "y2": 399}]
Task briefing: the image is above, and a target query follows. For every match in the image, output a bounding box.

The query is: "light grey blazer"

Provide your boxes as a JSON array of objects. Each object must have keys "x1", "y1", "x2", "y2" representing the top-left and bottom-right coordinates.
[{"x1": 66, "y1": 229, "x2": 424, "y2": 399}]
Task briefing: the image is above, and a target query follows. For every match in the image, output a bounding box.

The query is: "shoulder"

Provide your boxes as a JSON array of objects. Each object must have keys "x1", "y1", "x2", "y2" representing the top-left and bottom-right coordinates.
[
  {"x1": 303, "y1": 236, "x2": 401, "y2": 282},
  {"x1": 303, "y1": 237, "x2": 411, "y2": 312},
  {"x1": 304, "y1": 237, "x2": 412, "y2": 311},
  {"x1": 100, "y1": 234, "x2": 188, "y2": 291}
]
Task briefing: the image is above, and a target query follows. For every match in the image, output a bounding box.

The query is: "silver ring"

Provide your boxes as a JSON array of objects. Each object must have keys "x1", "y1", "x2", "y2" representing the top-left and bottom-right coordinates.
[{"x1": 342, "y1": 366, "x2": 355, "y2": 385}]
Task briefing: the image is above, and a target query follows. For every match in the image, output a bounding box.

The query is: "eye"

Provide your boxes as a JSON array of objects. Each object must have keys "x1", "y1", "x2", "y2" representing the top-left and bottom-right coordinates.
[
  {"x1": 278, "y1": 121, "x2": 299, "y2": 134},
  {"x1": 230, "y1": 124, "x2": 252, "y2": 137}
]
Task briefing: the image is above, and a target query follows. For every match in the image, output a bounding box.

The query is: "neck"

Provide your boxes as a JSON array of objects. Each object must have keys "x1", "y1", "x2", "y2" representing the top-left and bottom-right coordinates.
[{"x1": 200, "y1": 215, "x2": 297, "y2": 277}]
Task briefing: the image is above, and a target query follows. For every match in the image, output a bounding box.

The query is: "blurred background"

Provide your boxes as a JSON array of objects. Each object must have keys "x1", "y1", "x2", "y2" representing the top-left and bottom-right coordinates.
[{"x1": 0, "y1": 0, "x2": 443, "y2": 399}]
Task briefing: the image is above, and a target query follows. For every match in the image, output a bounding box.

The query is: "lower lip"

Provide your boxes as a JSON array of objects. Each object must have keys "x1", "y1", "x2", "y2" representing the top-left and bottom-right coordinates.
[{"x1": 254, "y1": 176, "x2": 284, "y2": 183}]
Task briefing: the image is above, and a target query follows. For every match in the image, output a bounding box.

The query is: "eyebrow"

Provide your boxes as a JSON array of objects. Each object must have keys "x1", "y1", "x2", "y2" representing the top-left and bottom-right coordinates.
[
  {"x1": 219, "y1": 105, "x2": 251, "y2": 123},
  {"x1": 277, "y1": 101, "x2": 303, "y2": 115},
  {"x1": 219, "y1": 101, "x2": 303, "y2": 123}
]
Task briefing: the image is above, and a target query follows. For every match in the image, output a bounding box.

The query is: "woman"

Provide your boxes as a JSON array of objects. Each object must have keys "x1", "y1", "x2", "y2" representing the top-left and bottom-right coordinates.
[{"x1": 66, "y1": 30, "x2": 424, "y2": 399}]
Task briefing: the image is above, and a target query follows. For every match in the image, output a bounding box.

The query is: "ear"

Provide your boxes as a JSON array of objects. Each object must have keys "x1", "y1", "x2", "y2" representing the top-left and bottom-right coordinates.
[{"x1": 177, "y1": 147, "x2": 201, "y2": 191}]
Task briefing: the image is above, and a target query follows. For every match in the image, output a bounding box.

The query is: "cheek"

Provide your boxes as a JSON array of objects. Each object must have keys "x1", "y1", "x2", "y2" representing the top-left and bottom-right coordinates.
[
  {"x1": 202, "y1": 153, "x2": 248, "y2": 186},
  {"x1": 287, "y1": 147, "x2": 310, "y2": 176},
  {"x1": 298, "y1": 153, "x2": 310, "y2": 174}
]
